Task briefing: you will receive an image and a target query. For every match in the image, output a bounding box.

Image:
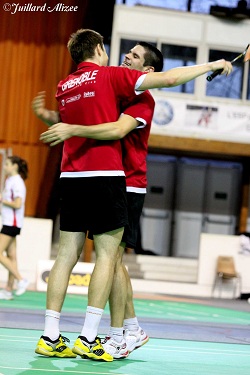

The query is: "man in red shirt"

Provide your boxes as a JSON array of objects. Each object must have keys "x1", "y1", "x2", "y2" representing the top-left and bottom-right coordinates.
[
  {"x1": 36, "y1": 42, "x2": 162, "y2": 359},
  {"x1": 33, "y1": 28, "x2": 233, "y2": 362}
]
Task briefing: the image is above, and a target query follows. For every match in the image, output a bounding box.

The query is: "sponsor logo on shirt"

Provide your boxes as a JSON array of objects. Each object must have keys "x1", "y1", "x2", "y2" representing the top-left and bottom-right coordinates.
[
  {"x1": 62, "y1": 70, "x2": 98, "y2": 91},
  {"x1": 83, "y1": 91, "x2": 95, "y2": 98},
  {"x1": 66, "y1": 94, "x2": 81, "y2": 103}
]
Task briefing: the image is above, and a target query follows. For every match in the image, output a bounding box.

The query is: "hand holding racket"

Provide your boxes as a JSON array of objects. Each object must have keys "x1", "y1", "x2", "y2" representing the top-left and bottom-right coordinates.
[{"x1": 207, "y1": 44, "x2": 250, "y2": 82}]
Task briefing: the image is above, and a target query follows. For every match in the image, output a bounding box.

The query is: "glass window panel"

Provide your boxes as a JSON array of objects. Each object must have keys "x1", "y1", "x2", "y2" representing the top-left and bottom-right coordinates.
[
  {"x1": 115, "y1": 0, "x2": 240, "y2": 14},
  {"x1": 161, "y1": 44, "x2": 197, "y2": 93},
  {"x1": 206, "y1": 49, "x2": 243, "y2": 99},
  {"x1": 105, "y1": 44, "x2": 110, "y2": 59},
  {"x1": 247, "y1": 67, "x2": 250, "y2": 100},
  {"x1": 116, "y1": 0, "x2": 187, "y2": 10},
  {"x1": 191, "y1": 0, "x2": 239, "y2": 13}
]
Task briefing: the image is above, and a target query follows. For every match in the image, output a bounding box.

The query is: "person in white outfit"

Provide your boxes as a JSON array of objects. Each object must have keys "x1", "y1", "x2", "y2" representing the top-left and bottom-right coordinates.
[{"x1": 0, "y1": 155, "x2": 29, "y2": 300}]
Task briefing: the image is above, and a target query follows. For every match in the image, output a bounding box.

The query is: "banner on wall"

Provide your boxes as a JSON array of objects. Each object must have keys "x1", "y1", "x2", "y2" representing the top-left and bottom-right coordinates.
[
  {"x1": 36, "y1": 260, "x2": 128, "y2": 295},
  {"x1": 37, "y1": 260, "x2": 94, "y2": 295},
  {"x1": 151, "y1": 94, "x2": 250, "y2": 143}
]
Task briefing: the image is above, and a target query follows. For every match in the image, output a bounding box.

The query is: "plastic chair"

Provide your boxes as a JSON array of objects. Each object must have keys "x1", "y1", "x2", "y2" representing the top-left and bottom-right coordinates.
[{"x1": 212, "y1": 256, "x2": 241, "y2": 298}]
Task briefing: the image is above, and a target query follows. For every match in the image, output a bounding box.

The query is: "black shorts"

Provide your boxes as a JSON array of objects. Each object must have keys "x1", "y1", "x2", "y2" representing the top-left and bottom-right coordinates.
[
  {"x1": 59, "y1": 176, "x2": 128, "y2": 235},
  {"x1": 122, "y1": 192, "x2": 145, "y2": 249},
  {"x1": 1, "y1": 225, "x2": 21, "y2": 237}
]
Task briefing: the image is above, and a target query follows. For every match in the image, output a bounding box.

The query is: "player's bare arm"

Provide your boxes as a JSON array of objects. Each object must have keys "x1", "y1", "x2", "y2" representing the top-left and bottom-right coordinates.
[
  {"x1": 138, "y1": 59, "x2": 233, "y2": 90},
  {"x1": 40, "y1": 114, "x2": 140, "y2": 146}
]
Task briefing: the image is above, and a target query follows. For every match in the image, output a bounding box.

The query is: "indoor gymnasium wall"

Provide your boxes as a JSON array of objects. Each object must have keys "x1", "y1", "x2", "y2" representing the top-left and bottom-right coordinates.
[{"x1": 0, "y1": 0, "x2": 89, "y2": 216}]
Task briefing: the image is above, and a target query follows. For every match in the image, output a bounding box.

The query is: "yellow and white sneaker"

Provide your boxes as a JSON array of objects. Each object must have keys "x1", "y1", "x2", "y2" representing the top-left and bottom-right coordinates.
[
  {"x1": 35, "y1": 335, "x2": 77, "y2": 358},
  {"x1": 72, "y1": 336, "x2": 113, "y2": 362}
]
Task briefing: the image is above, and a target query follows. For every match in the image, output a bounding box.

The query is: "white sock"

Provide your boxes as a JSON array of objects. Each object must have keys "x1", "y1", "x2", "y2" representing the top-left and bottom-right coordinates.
[
  {"x1": 109, "y1": 327, "x2": 124, "y2": 343},
  {"x1": 80, "y1": 306, "x2": 103, "y2": 342},
  {"x1": 124, "y1": 317, "x2": 140, "y2": 332},
  {"x1": 43, "y1": 310, "x2": 61, "y2": 341}
]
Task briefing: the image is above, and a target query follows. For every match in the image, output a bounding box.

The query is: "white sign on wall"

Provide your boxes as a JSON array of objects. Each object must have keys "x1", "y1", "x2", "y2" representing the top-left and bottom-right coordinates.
[
  {"x1": 151, "y1": 95, "x2": 250, "y2": 144},
  {"x1": 37, "y1": 260, "x2": 94, "y2": 295}
]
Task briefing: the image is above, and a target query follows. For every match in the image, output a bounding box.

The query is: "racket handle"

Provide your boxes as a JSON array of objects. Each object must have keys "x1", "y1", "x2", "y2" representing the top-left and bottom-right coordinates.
[{"x1": 206, "y1": 68, "x2": 223, "y2": 82}]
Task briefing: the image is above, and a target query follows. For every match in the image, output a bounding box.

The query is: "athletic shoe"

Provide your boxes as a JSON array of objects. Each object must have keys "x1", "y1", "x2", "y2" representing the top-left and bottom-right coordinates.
[
  {"x1": 15, "y1": 279, "x2": 29, "y2": 296},
  {"x1": 72, "y1": 336, "x2": 113, "y2": 362},
  {"x1": 124, "y1": 328, "x2": 149, "y2": 352},
  {"x1": 0, "y1": 289, "x2": 13, "y2": 300},
  {"x1": 35, "y1": 335, "x2": 77, "y2": 358},
  {"x1": 102, "y1": 336, "x2": 129, "y2": 359}
]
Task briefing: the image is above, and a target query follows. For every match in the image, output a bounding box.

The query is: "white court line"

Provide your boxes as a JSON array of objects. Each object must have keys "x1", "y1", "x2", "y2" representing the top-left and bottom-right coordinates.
[
  {"x1": 143, "y1": 347, "x2": 250, "y2": 357},
  {"x1": 147, "y1": 301, "x2": 250, "y2": 319},
  {"x1": 139, "y1": 343, "x2": 250, "y2": 357},
  {"x1": 0, "y1": 338, "x2": 38, "y2": 342},
  {"x1": 0, "y1": 335, "x2": 38, "y2": 339}
]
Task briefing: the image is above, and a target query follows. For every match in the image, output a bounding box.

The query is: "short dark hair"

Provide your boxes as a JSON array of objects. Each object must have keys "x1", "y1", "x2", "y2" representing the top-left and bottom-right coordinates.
[
  {"x1": 137, "y1": 41, "x2": 163, "y2": 72},
  {"x1": 67, "y1": 29, "x2": 104, "y2": 65}
]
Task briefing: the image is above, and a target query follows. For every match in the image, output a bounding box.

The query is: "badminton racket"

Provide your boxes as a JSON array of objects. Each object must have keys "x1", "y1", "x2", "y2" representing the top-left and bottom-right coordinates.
[{"x1": 206, "y1": 43, "x2": 250, "y2": 82}]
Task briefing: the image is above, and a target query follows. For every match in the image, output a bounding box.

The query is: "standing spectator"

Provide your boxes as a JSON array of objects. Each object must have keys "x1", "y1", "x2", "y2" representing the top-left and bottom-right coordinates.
[{"x1": 0, "y1": 156, "x2": 29, "y2": 300}]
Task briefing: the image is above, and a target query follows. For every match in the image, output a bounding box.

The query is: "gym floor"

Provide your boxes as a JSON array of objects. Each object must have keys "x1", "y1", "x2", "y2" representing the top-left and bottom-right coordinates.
[{"x1": 1, "y1": 291, "x2": 250, "y2": 375}]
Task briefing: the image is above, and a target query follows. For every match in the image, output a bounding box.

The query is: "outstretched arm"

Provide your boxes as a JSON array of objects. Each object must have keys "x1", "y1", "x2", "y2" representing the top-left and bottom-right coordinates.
[
  {"x1": 32, "y1": 91, "x2": 60, "y2": 126},
  {"x1": 40, "y1": 114, "x2": 140, "y2": 146},
  {"x1": 138, "y1": 59, "x2": 233, "y2": 90}
]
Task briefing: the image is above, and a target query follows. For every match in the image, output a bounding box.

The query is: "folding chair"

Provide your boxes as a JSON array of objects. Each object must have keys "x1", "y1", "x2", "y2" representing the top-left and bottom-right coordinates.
[{"x1": 212, "y1": 256, "x2": 241, "y2": 298}]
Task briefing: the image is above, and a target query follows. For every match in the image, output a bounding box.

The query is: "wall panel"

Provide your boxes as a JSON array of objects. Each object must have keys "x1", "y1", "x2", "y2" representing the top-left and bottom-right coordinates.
[{"x1": 0, "y1": 0, "x2": 88, "y2": 216}]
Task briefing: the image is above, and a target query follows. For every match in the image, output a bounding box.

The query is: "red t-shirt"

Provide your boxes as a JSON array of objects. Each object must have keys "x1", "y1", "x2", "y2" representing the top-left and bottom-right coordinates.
[
  {"x1": 56, "y1": 62, "x2": 146, "y2": 177},
  {"x1": 122, "y1": 91, "x2": 155, "y2": 192}
]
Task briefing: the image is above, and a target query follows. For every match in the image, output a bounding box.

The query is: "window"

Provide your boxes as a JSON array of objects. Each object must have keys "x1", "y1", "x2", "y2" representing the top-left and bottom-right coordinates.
[
  {"x1": 191, "y1": 0, "x2": 240, "y2": 13},
  {"x1": 161, "y1": 44, "x2": 197, "y2": 94},
  {"x1": 246, "y1": 66, "x2": 250, "y2": 100},
  {"x1": 115, "y1": 3, "x2": 249, "y2": 100},
  {"x1": 119, "y1": 40, "x2": 197, "y2": 94},
  {"x1": 206, "y1": 49, "x2": 244, "y2": 99},
  {"x1": 115, "y1": 0, "x2": 240, "y2": 14}
]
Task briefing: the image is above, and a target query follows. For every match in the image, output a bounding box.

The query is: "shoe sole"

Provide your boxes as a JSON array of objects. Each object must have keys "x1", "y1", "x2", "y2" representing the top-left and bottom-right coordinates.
[
  {"x1": 35, "y1": 347, "x2": 77, "y2": 358},
  {"x1": 35, "y1": 347, "x2": 55, "y2": 357},
  {"x1": 86, "y1": 352, "x2": 113, "y2": 362},
  {"x1": 72, "y1": 346, "x2": 85, "y2": 356},
  {"x1": 72, "y1": 346, "x2": 113, "y2": 362},
  {"x1": 113, "y1": 351, "x2": 129, "y2": 359},
  {"x1": 15, "y1": 289, "x2": 28, "y2": 296},
  {"x1": 128, "y1": 336, "x2": 149, "y2": 353},
  {"x1": 15, "y1": 292, "x2": 26, "y2": 296}
]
